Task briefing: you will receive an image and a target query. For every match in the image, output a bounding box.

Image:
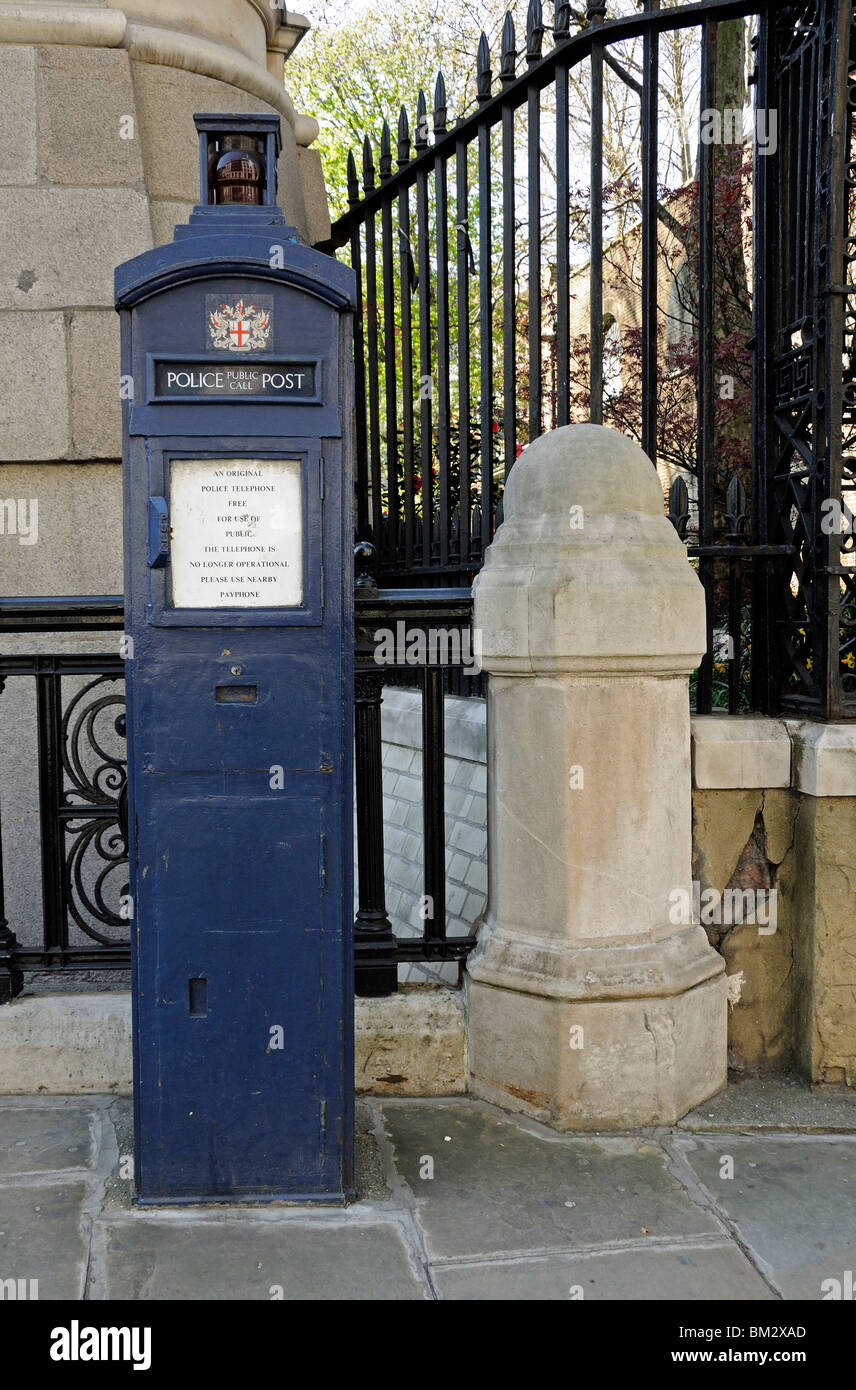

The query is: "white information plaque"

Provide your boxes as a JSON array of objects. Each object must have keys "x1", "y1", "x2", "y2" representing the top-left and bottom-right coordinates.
[{"x1": 169, "y1": 458, "x2": 303, "y2": 609}]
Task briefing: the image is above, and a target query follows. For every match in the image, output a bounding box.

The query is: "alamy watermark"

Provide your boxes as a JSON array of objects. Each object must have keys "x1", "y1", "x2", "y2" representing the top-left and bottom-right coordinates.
[
  {"x1": 669, "y1": 882, "x2": 777, "y2": 934},
  {"x1": 700, "y1": 107, "x2": 777, "y2": 155},
  {"x1": 0, "y1": 498, "x2": 38, "y2": 546},
  {"x1": 372, "y1": 621, "x2": 480, "y2": 672}
]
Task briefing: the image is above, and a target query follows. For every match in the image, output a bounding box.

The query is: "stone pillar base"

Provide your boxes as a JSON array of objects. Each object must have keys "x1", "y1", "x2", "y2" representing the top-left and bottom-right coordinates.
[{"x1": 467, "y1": 970, "x2": 727, "y2": 1130}]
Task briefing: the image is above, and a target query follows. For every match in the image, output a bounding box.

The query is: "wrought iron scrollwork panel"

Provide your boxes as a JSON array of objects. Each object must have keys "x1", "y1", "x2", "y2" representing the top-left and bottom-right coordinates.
[{"x1": 58, "y1": 674, "x2": 129, "y2": 947}]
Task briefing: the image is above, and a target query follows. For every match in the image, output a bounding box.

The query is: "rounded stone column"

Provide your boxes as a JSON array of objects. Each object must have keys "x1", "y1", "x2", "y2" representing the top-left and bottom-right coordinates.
[{"x1": 466, "y1": 424, "x2": 727, "y2": 1129}]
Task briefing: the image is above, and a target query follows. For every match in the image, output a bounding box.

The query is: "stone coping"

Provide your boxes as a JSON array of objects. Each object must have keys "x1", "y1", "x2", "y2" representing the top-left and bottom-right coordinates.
[
  {"x1": 384, "y1": 696, "x2": 856, "y2": 797},
  {"x1": 381, "y1": 686, "x2": 486, "y2": 764},
  {"x1": 691, "y1": 714, "x2": 856, "y2": 797}
]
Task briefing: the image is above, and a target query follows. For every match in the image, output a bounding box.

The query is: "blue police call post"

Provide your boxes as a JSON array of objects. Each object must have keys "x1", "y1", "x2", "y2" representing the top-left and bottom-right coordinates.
[{"x1": 115, "y1": 114, "x2": 356, "y2": 1204}]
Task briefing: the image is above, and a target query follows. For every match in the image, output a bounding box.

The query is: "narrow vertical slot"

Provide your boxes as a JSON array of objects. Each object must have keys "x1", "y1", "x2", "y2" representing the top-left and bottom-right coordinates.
[{"x1": 188, "y1": 977, "x2": 208, "y2": 1017}]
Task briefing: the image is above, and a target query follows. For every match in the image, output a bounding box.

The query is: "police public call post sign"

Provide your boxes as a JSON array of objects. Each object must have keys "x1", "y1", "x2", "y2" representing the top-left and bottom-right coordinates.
[{"x1": 115, "y1": 113, "x2": 356, "y2": 1203}]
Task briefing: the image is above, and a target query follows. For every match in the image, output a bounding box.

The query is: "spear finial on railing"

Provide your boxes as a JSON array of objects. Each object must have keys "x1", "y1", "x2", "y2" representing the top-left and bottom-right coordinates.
[
  {"x1": 554, "y1": 1, "x2": 572, "y2": 38},
  {"x1": 725, "y1": 475, "x2": 750, "y2": 540},
  {"x1": 397, "y1": 105, "x2": 411, "y2": 167},
  {"x1": 526, "y1": 0, "x2": 544, "y2": 64},
  {"x1": 379, "y1": 120, "x2": 392, "y2": 180},
  {"x1": 347, "y1": 149, "x2": 360, "y2": 206},
  {"x1": 415, "y1": 88, "x2": 430, "y2": 149},
  {"x1": 433, "y1": 70, "x2": 448, "y2": 136},
  {"x1": 477, "y1": 31, "x2": 492, "y2": 103},
  {"x1": 500, "y1": 12, "x2": 517, "y2": 85},
  {"x1": 361, "y1": 134, "x2": 375, "y2": 193},
  {"x1": 667, "y1": 476, "x2": 691, "y2": 540}
]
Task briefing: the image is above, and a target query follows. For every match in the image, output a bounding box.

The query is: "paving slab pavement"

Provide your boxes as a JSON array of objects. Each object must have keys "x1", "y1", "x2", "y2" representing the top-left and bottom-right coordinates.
[
  {"x1": 0, "y1": 1086, "x2": 853, "y2": 1301},
  {"x1": 431, "y1": 1243, "x2": 774, "y2": 1301},
  {"x1": 379, "y1": 1102, "x2": 720, "y2": 1259},
  {"x1": 671, "y1": 1132, "x2": 856, "y2": 1300},
  {"x1": 96, "y1": 1215, "x2": 426, "y2": 1300}
]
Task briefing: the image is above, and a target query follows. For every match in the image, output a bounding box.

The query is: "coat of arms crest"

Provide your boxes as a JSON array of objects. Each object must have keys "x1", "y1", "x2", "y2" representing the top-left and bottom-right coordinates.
[{"x1": 206, "y1": 295, "x2": 273, "y2": 352}]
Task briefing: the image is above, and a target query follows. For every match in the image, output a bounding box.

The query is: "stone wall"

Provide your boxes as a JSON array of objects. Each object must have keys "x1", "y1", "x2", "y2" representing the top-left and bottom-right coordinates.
[
  {"x1": 383, "y1": 698, "x2": 856, "y2": 1086},
  {"x1": 0, "y1": 0, "x2": 328, "y2": 598},
  {"x1": 692, "y1": 717, "x2": 856, "y2": 1086}
]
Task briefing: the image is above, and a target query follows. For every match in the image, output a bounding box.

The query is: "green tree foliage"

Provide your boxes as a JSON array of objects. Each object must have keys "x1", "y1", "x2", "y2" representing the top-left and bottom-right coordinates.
[{"x1": 288, "y1": 0, "x2": 538, "y2": 218}]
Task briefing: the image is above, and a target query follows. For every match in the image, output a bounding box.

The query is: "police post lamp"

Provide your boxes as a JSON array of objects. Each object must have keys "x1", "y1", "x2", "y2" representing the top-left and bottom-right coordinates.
[{"x1": 115, "y1": 114, "x2": 357, "y2": 1204}]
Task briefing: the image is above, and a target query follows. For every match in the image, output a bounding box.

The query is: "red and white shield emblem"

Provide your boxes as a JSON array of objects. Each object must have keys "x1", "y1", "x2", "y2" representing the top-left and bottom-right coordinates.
[{"x1": 206, "y1": 295, "x2": 273, "y2": 352}]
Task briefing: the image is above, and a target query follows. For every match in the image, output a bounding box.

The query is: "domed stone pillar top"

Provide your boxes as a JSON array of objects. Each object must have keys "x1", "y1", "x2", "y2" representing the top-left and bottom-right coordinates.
[{"x1": 474, "y1": 423, "x2": 706, "y2": 676}]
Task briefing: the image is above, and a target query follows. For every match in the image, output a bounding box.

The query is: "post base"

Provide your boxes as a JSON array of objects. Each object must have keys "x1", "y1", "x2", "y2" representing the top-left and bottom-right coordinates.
[{"x1": 467, "y1": 970, "x2": 727, "y2": 1130}]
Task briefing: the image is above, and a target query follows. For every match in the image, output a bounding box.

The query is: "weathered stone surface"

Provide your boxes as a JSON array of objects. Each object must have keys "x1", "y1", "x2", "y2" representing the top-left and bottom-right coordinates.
[
  {"x1": 100, "y1": 1218, "x2": 427, "y2": 1299},
  {"x1": 0, "y1": 1105, "x2": 95, "y2": 1173},
  {"x1": 277, "y1": 117, "x2": 308, "y2": 241},
  {"x1": 788, "y1": 720, "x2": 856, "y2": 797},
  {"x1": 472, "y1": 425, "x2": 706, "y2": 675},
  {"x1": 122, "y1": 0, "x2": 269, "y2": 68},
  {"x1": 0, "y1": 996, "x2": 133, "y2": 1095},
  {"x1": 0, "y1": 988, "x2": 466, "y2": 1097},
  {"x1": 692, "y1": 780, "x2": 856, "y2": 1087},
  {"x1": 0, "y1": 45, "x2": 37, "y2": 185},
  {"x1": 692, "y1": 788, "x2": 800, "y2": 1075},
  {"x1": 355, "y1": 985, "x2": 466, "y2": 1096},
  {"x1": 691, "y1": 715, "x2": 792, "y2": 789},
  {"x1": 0, "y1": 187, "x2": 152, "y2": 310},
  {"x1": 382, "y1": 1103, "x2": 718, "y2": 1260},
  {"x1": 0, "y1": 311, "x2": 69, "y2": 459},
  {"x1": 0, "y1": 1090, "x2": 848, "y2": 1301},
  {"x1": 69, "y1": 310, "x2": 122, "y2": 458},
  {"x1": 433, "y1": 1243, "x2": 774, "y2": 1300},
  {"x1": 468, "y1": 975, "x2": 727, "y2": 1130},
  {"x1": 802, "y1": 798, "x2": 856, "y2": 1086},
  {"x1": 0, "y1": 465, "x2": 123, "y2": 595},
  {"x1": 467, "y1": 425, "x2": 726, "y2": 1129},
  {"x1": 0, "y1": 1180, "x2": 90, "y2": 1299},
  {"x1": 36, "y1": 45, "x2": 144, "y2": 186},
  {"x1": 680, "y1": 1073, "x2": 856, "y2": 1131},
  {"x1": 131, "y1": 61, "x2": 217, "y2": 201},
  {"x1": 298, "y1": 144, "x2": 331, "y2": 246},
  {"x1": 677, "y1": 1133, "x2": 856, "y2": 1299},
  {"x1": 148, "y1": 197, "x2": 194, "y2": 247}
]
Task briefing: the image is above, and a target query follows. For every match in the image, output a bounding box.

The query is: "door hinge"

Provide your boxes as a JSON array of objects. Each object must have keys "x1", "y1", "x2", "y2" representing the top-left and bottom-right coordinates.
[{"x1": 319, "y1": 832, "x2": 327, "y2": 891}]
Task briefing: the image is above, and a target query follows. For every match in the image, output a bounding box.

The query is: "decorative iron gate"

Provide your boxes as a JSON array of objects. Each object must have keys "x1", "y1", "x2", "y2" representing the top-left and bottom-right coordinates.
[{"x1": 326, "y1": 0, "x2": 856, "y2": 718}]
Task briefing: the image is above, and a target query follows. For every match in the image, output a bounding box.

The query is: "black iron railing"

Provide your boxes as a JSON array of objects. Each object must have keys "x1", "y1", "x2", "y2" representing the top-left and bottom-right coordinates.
[
  {"x1": 0, "y1": 589, "x2": 476, "y2": 1000},
  {"x1": 353, "y1": 576, "x2": 477, "y2": 994},
  {"x1": 0, "y1": 598, "x2": 128, "y2": 1000},
  {"x1": 322, "y1": 0, "x2": 856, "y2": 719}
]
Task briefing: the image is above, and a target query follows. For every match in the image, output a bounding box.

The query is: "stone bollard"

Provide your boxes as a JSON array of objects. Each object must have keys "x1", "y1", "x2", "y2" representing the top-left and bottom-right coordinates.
[{"x1": 466, "y1": 424, "x2": 727, "y2": 1129}]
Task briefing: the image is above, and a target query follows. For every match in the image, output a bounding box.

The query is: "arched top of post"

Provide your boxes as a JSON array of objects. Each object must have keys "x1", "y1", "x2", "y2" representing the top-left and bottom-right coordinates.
[
  {"x1": 502, "y1": 423, "x2": 668, "y2": 523},
  {"x1": 114, "y1": 235, "x2": 356, "y2": 311}
]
